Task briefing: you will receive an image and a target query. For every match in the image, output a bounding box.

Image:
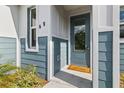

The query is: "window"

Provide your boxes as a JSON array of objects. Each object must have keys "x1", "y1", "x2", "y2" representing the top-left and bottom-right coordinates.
[
  {"x1": 120, "y1": 25, "x2": 124, "y2": 38},
  {"x1": 74, "y1": 20, "x2": 86, "y2": 51},
  {"x1": 120, "y1": 6, "x2": 124, "y2": 22},
  {"x1": 27, "y1": 6, "x2": 36, "y2": 49},
  {"x1": 120, "y1": 6, "x2": 124, "y2": 38}
]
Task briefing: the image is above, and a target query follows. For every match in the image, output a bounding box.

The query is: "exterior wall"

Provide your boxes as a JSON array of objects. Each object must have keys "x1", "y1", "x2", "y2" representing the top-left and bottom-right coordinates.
[
  {"x1": 0, "y1": 37, "x2": 16, "y2": 65},
  {"x1": 18, "y1": 5, "x2": 28, "y2": 38},
  {"x1": 50, "y1": 6, "x2": 68, "y2": 40},
  {"x1": 8, "y1": 5, "x2": 19, "y2": 35},
  {"x1": 19, "y1": 5, "x2": 51, "y2": 80},
  {"x1": 0, "y1": 6, "x2": 18, "y2": 38},
  {"x1": 19, "y1": 5, "x2": 51, "y2": 38},
  {"x1": 98, "y1": 6, "x2": 113, "y2": 26},
  {"x1": 92, "y1": 5, "x2": 120, "y2": 88},
  {"x1": 0, "y1": 6, "x2": 19, "y2": 66},
  {"x1": 0, "y1": 5, "x2": 120, "y2": 87},
  {"x1": 8, "y1": 5, "x2": 20, "y2": 67},
  {"x1": 20, "y1": 37, "x2": 48, "y2": 80},
  {"x1": 120, "y1": 43, "x2": 124, "y2": 72},
  {"x1": 38, "y1": 6, "x2": 51, "y2": 37},
  {"x1": 98, "y1": 31, "x2": 113, "y2": 88}
]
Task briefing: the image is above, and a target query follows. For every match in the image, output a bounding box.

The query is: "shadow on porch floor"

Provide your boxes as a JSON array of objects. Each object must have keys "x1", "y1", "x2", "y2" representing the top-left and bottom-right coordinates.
[{"x1": 44, "y1": 71, "x2": 92, "y2": 88}]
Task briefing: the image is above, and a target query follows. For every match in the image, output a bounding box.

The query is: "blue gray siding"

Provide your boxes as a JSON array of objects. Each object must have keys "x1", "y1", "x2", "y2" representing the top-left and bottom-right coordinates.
[
  {"x1": 52, "y1": 37, "x2": 68, "y2": 75},
  {"x1": 120, "y1": 43, "x2": 124, "y2": 72},
  {"x1": 98, "y1": 32, "x2": 113, "y2": 88},
  {"x1": 0, "y1": 37, "x2": 16, "y2": 65},
  {"x1": 20, "y1": 37, "x2": 48, "y2": 80}
]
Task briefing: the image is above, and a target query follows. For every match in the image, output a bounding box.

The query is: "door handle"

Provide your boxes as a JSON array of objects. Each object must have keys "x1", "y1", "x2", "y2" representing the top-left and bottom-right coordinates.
[{"x1": 85, "y1": 45, "x2": 90, "y2": 50}]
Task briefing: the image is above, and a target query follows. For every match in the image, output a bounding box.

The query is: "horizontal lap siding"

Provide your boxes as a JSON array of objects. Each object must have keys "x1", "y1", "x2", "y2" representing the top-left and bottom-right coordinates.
[
  {"x1": 0, "y1": 37, "x2": 16, "y2": 64},
  {"x1": 120, "y1": 44, "x2": 124, "y2": 72},
  {"x1": 98, "y1": 32, "x2": 113, "y2": 88},
  {"x1": 20, "y1": 37, "x2": 48, "y2": 80}
]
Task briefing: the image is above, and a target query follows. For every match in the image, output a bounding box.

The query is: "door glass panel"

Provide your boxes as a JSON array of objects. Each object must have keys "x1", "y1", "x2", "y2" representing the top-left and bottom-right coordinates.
[
  {"x1": 74, "y1": 24, "x2": 85, "y2": 51},
  {"x1": 60, "y1": 42, "x2": 67, "y2": 68}
]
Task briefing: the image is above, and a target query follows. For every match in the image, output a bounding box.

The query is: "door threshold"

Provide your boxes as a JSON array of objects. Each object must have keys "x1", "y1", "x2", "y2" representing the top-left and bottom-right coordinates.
[
  {"x1": 68, "y1": 64, "x2": 91, "y2": 73},
  {"x1": 61, "y1": 65, "x2": 92, "y2": 81}
]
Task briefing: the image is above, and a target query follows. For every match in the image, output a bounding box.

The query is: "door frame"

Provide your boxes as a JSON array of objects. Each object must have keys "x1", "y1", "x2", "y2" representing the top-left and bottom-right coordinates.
[
  {"x1": 49, "y1": 6, "x2": 93, "y2": 80},
  {"x1": 68, "y1": 7, "x2": 92, "y2": 75},
  {"x1": 70, "y1": 13, "x2": 90, "y2": 67},
  {"x1": 51, "y1": 38, "x2": 68, "y2": 76}
]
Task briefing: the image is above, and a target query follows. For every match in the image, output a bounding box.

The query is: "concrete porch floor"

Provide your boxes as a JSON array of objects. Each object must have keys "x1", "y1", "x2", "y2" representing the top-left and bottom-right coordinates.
[{"x1": 43, "y1": 71, "x2": 92, "y2": 88}]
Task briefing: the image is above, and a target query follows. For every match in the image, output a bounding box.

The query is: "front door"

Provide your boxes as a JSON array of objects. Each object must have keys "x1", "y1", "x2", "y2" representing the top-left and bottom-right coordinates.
[{"x1": 70, "y1": 13, "x2": 90, "y2": 67}]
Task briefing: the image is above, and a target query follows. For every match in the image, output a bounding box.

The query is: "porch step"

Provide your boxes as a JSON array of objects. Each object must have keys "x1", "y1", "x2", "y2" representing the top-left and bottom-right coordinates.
[{"x1": 68, "y1": 64, "x2": 91, "y2": 73}]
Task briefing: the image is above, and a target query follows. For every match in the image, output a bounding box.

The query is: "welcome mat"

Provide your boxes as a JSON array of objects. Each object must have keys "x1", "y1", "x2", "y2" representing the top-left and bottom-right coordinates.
[{"x1": 68, "y1": 64, "x2": 91, "y2": 73}]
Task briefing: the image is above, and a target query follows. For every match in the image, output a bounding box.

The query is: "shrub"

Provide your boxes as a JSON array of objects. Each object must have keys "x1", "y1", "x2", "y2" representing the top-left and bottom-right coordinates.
[
  {"x1": 0, "y1": 64, "x2": 47, "y2": 88},
  {"x1": 120, "y1": 73, "x2": 124, "y2": 88}
]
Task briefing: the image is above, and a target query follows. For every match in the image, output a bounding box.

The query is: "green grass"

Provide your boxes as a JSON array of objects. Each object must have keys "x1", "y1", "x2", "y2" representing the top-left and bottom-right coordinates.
[{"x1": 0, "y1": 64, "x2": 47, "y2": 88}]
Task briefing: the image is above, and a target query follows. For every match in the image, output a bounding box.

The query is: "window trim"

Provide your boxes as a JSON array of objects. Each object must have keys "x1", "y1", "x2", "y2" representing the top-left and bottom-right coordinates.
[
  {"x1": 120, "y1": 6, "x2": 124, "y2": 22},
  {"x1": 25, "y1": 6, "x2": 39, "y2": 52},
  {"x1": 29, "y1": 6, "x2": 36, "y2": 49}
]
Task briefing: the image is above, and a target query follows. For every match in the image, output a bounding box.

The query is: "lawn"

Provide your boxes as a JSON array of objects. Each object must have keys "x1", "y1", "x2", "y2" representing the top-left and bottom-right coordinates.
[{"x1": 0, "y1": 64, "x2": 47, "y2": 88}]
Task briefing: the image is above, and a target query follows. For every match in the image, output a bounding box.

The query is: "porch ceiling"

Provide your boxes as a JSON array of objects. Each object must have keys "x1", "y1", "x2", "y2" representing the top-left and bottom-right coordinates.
[{"x1": 63, "y1": 5, "x2": 89, "y2": 12}]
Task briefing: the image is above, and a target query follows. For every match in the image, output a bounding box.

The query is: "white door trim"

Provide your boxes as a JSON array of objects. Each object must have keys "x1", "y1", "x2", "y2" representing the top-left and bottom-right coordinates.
[{"x1": 68, "y1": 7, "x2": 92, "y2": 73}]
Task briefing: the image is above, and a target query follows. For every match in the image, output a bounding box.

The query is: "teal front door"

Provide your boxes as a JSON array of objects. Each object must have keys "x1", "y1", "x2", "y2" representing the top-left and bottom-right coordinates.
[{"x1": 70, "y1": 13, "x2": 90, "y2": 67}]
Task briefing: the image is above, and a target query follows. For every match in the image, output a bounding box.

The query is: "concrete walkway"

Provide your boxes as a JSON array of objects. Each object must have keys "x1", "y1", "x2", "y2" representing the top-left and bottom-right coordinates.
[
  {"x1": 43, "y1": 71, "x2": 92, "y2": 88},
  {"x1": 44, "y1": 77, "x2": 77, "y2": 88}
]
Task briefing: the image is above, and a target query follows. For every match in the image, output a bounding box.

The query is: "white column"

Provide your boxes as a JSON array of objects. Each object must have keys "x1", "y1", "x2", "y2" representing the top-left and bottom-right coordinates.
[
  {"x1": 92, "y1": 5, "x2": 99, "y2": 88},
  {"x1": 92, "y1": 5, "x2": 120, "y2": 88},
  {"x1": 112, "y1": 5, "x2": 120, "y2": 88}
]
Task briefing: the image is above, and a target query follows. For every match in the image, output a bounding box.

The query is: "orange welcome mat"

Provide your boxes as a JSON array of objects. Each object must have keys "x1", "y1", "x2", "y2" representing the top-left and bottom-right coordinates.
[{"x1": 68, "y1": 64, "x2": 91, "y2": 73}]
